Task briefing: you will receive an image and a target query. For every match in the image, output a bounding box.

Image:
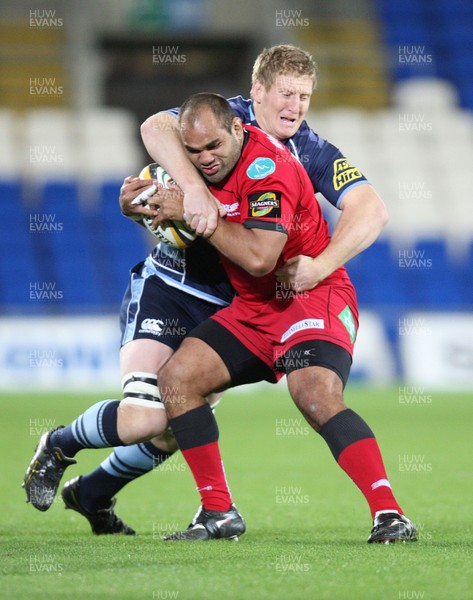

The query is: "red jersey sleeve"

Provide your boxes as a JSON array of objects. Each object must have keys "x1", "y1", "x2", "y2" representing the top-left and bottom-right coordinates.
[
  {"x1": 238, "y1": 131, "x2": 304, "y2": 236},
  {"x1": 236, "y1": 127, "x2": 327, "y2": 263}
]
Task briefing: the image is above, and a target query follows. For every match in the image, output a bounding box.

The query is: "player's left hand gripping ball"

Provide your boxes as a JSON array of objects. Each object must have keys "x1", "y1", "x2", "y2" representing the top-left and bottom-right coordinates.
[{"x1": 138, "y1": 163, "x2": 197, "y2": 249}]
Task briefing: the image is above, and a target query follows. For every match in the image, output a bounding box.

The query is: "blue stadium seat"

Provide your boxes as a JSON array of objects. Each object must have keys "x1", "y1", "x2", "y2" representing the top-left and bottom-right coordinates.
[
  {"x1": 35, "y1": 181, "x2": 107, "y2": 307},
  {"x1": 459, "y1": 84, "x2": 473, "y2": 110},
  {"x1": 0, "y1": 180, "x2": 24, "y2": 238},
  {"x1": 0, "y1": 181, "x2": 43, "y2": 311},
  {"x1": 346, "y1": 239, "x2": 411, "y2": 307},
  {"x1": 377, "y1": 0, "x2": 424, "y2": 20},
  {"x1": 433, "y1": 0, "x2": 473, "y2": 20},
  {"x1": 457, "y1": 240, "x2": 473, "y2": 305},
  {"x1": 383, "y1": 22, "x2": 432, "y2": 46},
  {"x1": 405, "y1": 239, "x2": 466, "y2": 308},
  {"x1": 378, "y1": 0, "x2": 473, "y2": 110},
  {"x1": 93, "y1": 181, "x2": 150, "y2": 303}
]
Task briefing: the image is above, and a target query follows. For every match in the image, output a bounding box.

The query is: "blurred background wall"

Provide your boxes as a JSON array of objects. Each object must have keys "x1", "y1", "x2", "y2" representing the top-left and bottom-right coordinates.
[{"x1": 0, "y1": 0, "x2": 472, "y2": 391}]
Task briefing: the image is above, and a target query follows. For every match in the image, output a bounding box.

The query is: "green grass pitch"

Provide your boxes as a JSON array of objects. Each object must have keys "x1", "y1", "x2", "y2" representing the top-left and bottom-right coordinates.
[{"x1": 2, "y1": 385, "x2": 472, "y2": 599}]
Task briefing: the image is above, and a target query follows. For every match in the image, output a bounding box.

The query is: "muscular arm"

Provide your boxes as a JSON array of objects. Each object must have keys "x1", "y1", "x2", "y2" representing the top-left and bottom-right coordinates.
[
  {"x1": 140, "y1": 112, "x2": 224, "y2": 236},
  {"x1": 209, "y1": 220, "x2": 287, "y2": 277},
  {"x1": 150, "y1": 186, "x2": 287, "y2": 276},
  {"x1": 276, "y1": 184, "x2": 388, "y2": 290},
  {"x1": 330, "y1": 184, "x2": 388, "y2": 260}
]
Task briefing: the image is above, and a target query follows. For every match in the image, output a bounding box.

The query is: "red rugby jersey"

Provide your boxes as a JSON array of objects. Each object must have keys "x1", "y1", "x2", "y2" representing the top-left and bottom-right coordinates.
[{"x1": 209, "y1": 124, "x2": 350, "y2": 302}]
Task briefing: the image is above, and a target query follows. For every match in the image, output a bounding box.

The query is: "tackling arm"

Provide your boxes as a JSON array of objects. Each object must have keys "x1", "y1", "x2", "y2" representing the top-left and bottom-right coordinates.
[
  {"x1": 276, "y1": 184, "x2": 388, "y2": 290},
  {"x1": 141, "y1": 112, "x2": 204, "y2": 194},
  {"x1": 140, "y1": 112, "x2": 224, "y2": 236},
  {"x1": 328, "y1": 183, "x2": 388, "y2": 264}
]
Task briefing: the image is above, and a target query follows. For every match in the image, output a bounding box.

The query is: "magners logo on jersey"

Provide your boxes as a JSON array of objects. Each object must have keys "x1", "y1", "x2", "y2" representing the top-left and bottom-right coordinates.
[
  {"x1": 332, "y1": 158, "x2": 363, "y2": 191},
  {"x1": 248, "y1": 191, "x2": 281, "y2": 218}
]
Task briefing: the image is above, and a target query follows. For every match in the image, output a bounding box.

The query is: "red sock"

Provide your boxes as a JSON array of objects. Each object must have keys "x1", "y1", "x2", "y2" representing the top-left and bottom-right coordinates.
[
  {"x1": 338, "y1": 438, "x2": 403, "y2": 518},
  {"x1": 169, "y1": 405, "x2": 232, "y2": 512},
  {"x1": 182, "y1": 442, "x2": 232, "y2": 512}
]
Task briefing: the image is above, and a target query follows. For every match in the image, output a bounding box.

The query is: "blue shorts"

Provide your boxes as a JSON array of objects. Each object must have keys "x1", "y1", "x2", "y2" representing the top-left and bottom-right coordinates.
[{"x1": 120, "y1": 261, "x2": 225, "y2": 350}]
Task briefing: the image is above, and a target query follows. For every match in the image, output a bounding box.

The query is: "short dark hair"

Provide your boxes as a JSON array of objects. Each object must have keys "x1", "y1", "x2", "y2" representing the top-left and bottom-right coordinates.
[{"x1": 178, "y1": 93, "x2": 235, "y2": 133}]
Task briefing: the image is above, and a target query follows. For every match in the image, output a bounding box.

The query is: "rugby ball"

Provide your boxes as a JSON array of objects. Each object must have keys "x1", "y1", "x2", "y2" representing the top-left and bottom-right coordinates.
[{"x1": 138, "y1": 163, "x2": 196, "y2": 249}]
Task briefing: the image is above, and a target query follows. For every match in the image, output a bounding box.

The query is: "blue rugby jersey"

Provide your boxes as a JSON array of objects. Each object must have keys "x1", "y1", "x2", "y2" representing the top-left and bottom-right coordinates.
[
  {"x1": 227, "y1": 95, "x2": 369, "y2": 208},
  {"x1": 146, "y1": 96, "x2": 369, "y2": 304},
  {"x1": 148, "y1": 238, "x2": 233, "y2": 306}
]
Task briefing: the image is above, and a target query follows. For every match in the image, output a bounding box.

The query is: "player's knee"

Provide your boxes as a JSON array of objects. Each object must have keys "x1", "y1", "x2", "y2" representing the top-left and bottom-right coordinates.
[
  {"x1": 117, "y1": 400, "x2": 168, "y2": 442},
  {"x1": 121, "y1": 371, "x2": 163, "y2": 407},
  {"x1": 288, "y1": 367, "x2": 346, "y2": 428},
  {"x1": 159, "y1": 358, "x2": 194, "y2": 399},
  {"x1": 117, "y1": 371, "x2": 170, "y2": 441}
]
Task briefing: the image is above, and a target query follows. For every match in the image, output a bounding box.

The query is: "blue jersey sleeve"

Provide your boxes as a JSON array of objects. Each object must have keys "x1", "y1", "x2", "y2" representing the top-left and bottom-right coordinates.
[
  {"x1": 164, "y1": 107, "x2": 179, "y2": 118},
  {"x1": 227, "y1": 96, "x2": 254, "y2": 122},
  {"x1": 290, "y1": 123, "x2": 369, "y2": 209}
]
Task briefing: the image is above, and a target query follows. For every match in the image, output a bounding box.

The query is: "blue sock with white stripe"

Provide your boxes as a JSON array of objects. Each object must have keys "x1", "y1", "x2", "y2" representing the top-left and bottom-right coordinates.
[
  {"x1": 49, "y1": 400, "x2": 122, "y2": 457},
  {"x1": 76, "y1": 442, "x2": 173, "y2": 511},
  {"x1": 101, "y1": 441, "x2": 171, "y2": 479}
]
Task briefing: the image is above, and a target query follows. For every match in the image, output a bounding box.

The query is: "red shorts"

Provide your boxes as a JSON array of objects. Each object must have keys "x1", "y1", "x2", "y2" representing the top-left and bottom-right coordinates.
[{"x1": 211, "y1": 281, "x2": 358, "y2": 378}]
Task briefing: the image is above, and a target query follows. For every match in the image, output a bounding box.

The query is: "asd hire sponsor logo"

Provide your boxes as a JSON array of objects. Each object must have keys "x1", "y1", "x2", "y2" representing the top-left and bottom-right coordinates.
[{"x1": 332, "y1": 158, "x2": 363, "y2": 191}]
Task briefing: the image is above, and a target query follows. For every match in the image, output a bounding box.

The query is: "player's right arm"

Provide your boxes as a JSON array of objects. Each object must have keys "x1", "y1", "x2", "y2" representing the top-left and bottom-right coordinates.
[
  {"x1": 276, "y1": 135, "x2": 388, "y2": 290},
  {"x1": 208, "y1": 217, "x2": 287, "y2": 277},
  {"x1": 140, "y1": 111, "x2": 225, "y2": 236}
]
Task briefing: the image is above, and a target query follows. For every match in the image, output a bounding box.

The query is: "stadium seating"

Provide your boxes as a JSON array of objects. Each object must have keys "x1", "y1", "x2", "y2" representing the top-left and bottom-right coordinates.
[
  {"x1": 376, "y1": 0, "x2": 473, "y2": 110},
  {"x1": 0, "y1": 98, "x2": 471, "y2": 314},
  {"x1": 0, "y1": 181, "x2": 42, "y2": 312},
  {"x1": 94, "y1": 180, "x2": 152, "y2": 302},
  {"x1": 75, "y1": 108, "x2": 143, "y2": 181},
  {"x1": 0, "y1": 106, "x2": 148, "y2": 313},
  {"x1": 4, "y1": 0, "x2": 472, "y2": 318},
  {"x1": 22, "y1": 108, "x2": 77, "y2": 180},
  {"x1": 0, "y1": 109, "x2": 20, "y2": 177},
  {"x1": 309, "y1": 0, "x2": 473, "y2": 271}
]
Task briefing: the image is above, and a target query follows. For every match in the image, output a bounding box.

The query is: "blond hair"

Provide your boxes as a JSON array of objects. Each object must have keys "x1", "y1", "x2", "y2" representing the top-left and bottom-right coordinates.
[{"x1": 251, "y1": 45, "x2": 318, "y2": 91}]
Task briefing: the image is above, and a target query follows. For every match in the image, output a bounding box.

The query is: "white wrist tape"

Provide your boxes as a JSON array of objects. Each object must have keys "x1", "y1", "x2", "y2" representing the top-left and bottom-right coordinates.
[{"x1": 130, "y1": 183, "x2": 158, "y2": 206}]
